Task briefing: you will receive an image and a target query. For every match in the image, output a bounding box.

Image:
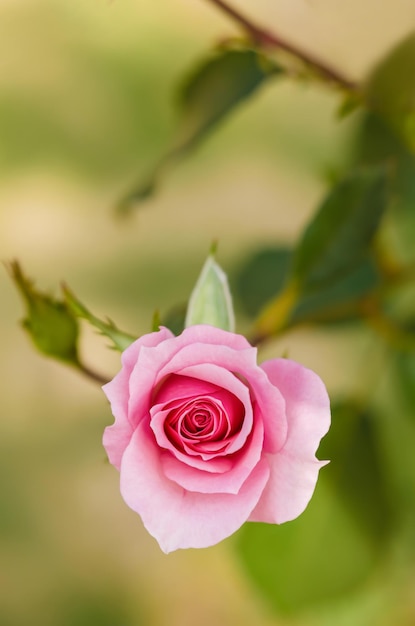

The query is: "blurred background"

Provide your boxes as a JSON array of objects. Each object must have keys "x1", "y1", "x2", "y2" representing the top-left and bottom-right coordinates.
[{"x1": 1, "y1": 1, "x2": 415, "y2": 625}]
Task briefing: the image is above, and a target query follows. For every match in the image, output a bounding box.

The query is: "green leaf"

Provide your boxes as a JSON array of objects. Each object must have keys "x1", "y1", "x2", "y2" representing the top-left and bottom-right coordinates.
[
  {"x1": 234, "y1": 246, "x2": 292, "y2": 317},
  {"x1": 161, "y1": 303, "x2": 186, "y2": 336},
  {"x1": 355, "y1": 113, "x2": 415, "y2": 212},
  {"x1": 292, "y1": 166, "x2": 390, "y2": 290},
  {"x1": 319, "y1": 402, "x2": 395, "y2": 543},
  {"x1": 289, "y1": 255, "x2": 381, "y2": 325},
  {"x1": 185, "y1": 254, "x2": 235, "y2": 331},
  {"x1": 235, "y1": 402, "x2": 393, "y2": 615},
  {"x1": 62, "y1": 285, "x2": 136, "y2": 352},
  {"x1": 395, "y1": 352, "x2": 415, "y2": 413},
  {"x1": 353, "y1": 112, "x2": 415, "y2": 264},
  {"x1": 8, "y1": 261, "x2": 79, "y2": 364},
  {"x1": 235, "y1": 477, "x2": 379, "y2": 614},
  {"x1": 366, "y1": 32, "x2": 415, "y2": 152},
  {"x1": 253, "y1": 168, "x2": 390, "y2": 337},
  {"x1": 235, "y1": 246, "x2": 381, "y2": 326},
  {"x1": 118, "y1": 46, "x2": 281, "y2": 213}
]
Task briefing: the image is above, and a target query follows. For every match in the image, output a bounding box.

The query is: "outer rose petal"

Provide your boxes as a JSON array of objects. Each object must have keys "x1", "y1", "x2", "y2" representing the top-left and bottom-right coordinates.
[
  {"x1": 120, "y1": 422, "x2": 270, "y2": 552},
  {"x1": 249, "y1": 358, "x2": 330, "y2": 523},
  {"x1": 102, "y1": 327, "x2": 174, "y2": 469}
]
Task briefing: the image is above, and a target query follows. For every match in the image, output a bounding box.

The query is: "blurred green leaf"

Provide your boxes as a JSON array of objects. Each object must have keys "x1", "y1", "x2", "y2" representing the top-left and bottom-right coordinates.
[
  {"x1": 254, "y1": 167, "x2": 390, "y2": 337},
  {"x1": 235, "y1": 401, "x2": 394, "y2": 614},
  {"x1": 354, "y1": 112, "x2": 415, "y2": 264},
  {"x1": 234, "y1": 246, "x2": 292, "y2": 317},
  {"x1": 8, "y1": 261, "x2": 79, "y2": 365},
  {"x1": 118, "y1": 46, "x2": 281, "y2": 213},
  {"x1": 366, "y1": 32, "x2": 415, "y2": 152},
  {"x1": 394, "y1": 345, "x2": 415, "y2": 417},
  {"x1": 396, "y1": 353, "x2": 415, "y2": 408},
  {"x1": 289, "y1": 255, "x2": 381, "y2": 324},
  {"x1": 319, "y1": 402, "x2": 395, "y2": 542},
  {"x1": 185, "y1": 253, "x2": 235, "y2": 331},
  {"x1": 60, "y1": 587, "x2": 134, "y2": 626},
  {"x1": 235, "y1": 477, "x2": 379, "y2": 614},
  {"x1": 337, "y1": 91, "x2": 364, "y2": 119},
  {"x1": 62, "y1": 284, "x2": 136, "y2": 352},
  {"x1": 355, "y1": 113, "x2": 415, "y2": 212},
  {"x1": 161, "y1": 303, "x2": 187, "y2": 336},
  {"x1": 235, "y1": 246, "x2": 381, "y2": 326},
  {"x1": 292, "y1": 166, "x2": 390, "y2": 289}
]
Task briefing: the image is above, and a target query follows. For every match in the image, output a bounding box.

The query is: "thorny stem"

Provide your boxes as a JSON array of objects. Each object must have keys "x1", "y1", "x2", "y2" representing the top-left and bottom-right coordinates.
[{"x1": 204, "y1": 0, "x2": 358, "y2": 91}]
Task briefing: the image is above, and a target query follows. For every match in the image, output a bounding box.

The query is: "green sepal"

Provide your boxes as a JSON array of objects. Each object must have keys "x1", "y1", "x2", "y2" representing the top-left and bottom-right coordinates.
[{"x1": 62, "y1": 284, "x2": 136, "y2": 352}]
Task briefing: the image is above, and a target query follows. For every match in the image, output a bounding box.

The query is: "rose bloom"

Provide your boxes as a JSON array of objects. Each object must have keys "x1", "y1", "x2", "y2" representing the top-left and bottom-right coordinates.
[{"x1": 103, "y1": 325, "x2": 330, "y2": 553}]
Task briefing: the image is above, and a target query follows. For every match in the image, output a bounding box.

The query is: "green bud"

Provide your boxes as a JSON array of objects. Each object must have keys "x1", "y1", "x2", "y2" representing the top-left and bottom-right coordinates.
[{"x1": 185, "y1": 253, "x2": 235, "y2": 332}]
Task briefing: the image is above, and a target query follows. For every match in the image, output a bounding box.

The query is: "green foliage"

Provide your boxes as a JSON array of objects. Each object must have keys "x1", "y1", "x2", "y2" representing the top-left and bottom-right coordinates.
[
  {"x1": 185, "y1": 253, "x2": 235, "y2": 331},
  {"x1": 8, "y1": 261, "x2": 80, "y2": 365},
  {"x1": 354, "y1": 112, "x2": 415, "y2": 265},
  {"x1": 63, "y1": 285, "x2": 136, "y2": 351},
  {"x1": 118, "y1": 46, "x2": 281, "y2": 213},
  {"x1": 290, "y1": 256, "x2": 381, "y2": 324},
  {"x1": 319, "y1": 402, "x2": 395, "y2": 542},
  {"x1": 234, "y1": 247, "x2": 292, "y2": 317},
  {"x1": 366, "y1": 32, "x2": 415, "y2": 151},
  {"x1": 394, "y1": 351, "x2": 415, "y2": 416},
  {"x1": 235, "y1": 479, "x2": 378, "y2": 614},
  {"x1": 253, "y1": 167, "x2": 390, "y2": 336},
  {"x1": 292, "y1": 166, "x2": 389, "y2": 289},
  {"x1": 235, "y1": 401, "x2": 394, "y2": 614},
  {"x1": 60, "y1": 587, "x2": 134, "y2": 626},
  {"x1": 236, "y1": 247, "x2": 381, "y2": 325},
  {"x1": 161, "y1": 303, "x2": 187, "y2": 336}
]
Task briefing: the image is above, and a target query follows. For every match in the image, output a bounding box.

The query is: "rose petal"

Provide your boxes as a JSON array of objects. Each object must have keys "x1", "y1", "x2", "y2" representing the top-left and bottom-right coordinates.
[
  {"x1": 120, "y1": 422, "x2": 270, "y2": 552},
  {"x1": 149, "y1": 405, "x2": 234, "y2": 472},
  {"x1": 128, "y1": 326, "x2": 254, "y2": 417},
  {"x1": 158, "y1": 344, "x2": 288, "y2": 453},
  {"x1": 160, "y1": 416, "x2": 265, "y2": 494},
  {"x1": 178, "y1": 325, "x2": 253, "y2": 351},
  {"x1": 157, "y1": 344, "x2": 257, "y2": 380},
  {"x1": 154, "y1": 374, "x2": 221, "y2": 405},
  {"x1": 261, "y1": 359, "x2": 330, "y2": 459},
  {"x1": 244, "y1": 366, "x2": 288, "y2": 454},
  {"x1": 249, "y1": 453, "x2": 327, "y2": 524},
  {"x1": 102, "y1": 327, "x2": 173, "y2": 469},
  {"x1": 169, "y1": 362, "x2": 255, "y2": 454},
  {"x1": 249, "y1": 358, "x2": 330, "y2": 523}
]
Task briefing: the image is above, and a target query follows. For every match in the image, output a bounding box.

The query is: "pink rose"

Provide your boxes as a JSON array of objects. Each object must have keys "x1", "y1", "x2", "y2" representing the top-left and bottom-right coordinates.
[{"x1": 103, "y1": 325, "x2": 330, "y2": 553}]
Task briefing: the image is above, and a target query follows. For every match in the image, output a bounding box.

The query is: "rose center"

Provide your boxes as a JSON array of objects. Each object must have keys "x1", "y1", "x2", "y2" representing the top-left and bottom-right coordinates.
[
  {"x1": 150, "y1": 375, "x2": 248, "y2": 459},
  {"x1": 184, "y1": 410, "x2": 210, "y2": 433},
  {"x1": 168, "y1": 398, "x2": 222, "y2": 442},
  {"x1": 161, "y1": 393, "x2": 244, "y2": 457}
]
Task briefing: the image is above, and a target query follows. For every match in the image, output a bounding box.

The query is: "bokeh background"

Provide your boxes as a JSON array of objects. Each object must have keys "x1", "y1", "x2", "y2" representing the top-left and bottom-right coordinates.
[{"x1": 1, "y1": 1, "x2": 415, "y2": 625}]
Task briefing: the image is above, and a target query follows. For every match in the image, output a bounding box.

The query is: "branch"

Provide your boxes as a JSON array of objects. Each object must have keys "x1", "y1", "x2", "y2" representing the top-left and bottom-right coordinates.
[
  {"x1": 204, "y1": 0, "x2": 358, "y2": 91},
  {"x1": 77, "y1": 363, "x2": 110, "y2": 386}
]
